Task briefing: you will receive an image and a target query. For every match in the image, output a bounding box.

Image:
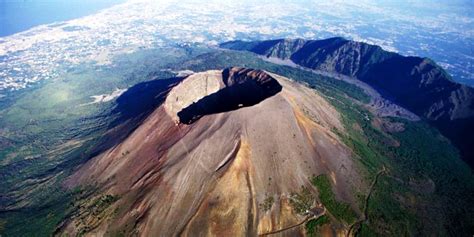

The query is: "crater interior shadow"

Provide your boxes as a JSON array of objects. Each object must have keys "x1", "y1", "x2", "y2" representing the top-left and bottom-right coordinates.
[{"x1": 178, "y1": 75, "x2": 282, "y2": 124}]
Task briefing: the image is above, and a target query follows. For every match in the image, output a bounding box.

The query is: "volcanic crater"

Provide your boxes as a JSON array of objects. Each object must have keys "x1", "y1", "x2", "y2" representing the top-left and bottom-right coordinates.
[{"x1": 62, "y1": 67, "x2": 362, "y2": 236}]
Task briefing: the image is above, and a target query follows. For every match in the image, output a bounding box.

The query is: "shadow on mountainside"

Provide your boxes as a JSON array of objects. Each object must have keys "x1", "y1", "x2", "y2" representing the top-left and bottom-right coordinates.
[{"x1": 89, "y1": 77, "x2": 182, "y2": 157}]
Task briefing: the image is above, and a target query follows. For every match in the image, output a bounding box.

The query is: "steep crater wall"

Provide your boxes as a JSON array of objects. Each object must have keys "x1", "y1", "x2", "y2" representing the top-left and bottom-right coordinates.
[{"x1": 178, "y1": 67, "x2": 282, "y2": 124}]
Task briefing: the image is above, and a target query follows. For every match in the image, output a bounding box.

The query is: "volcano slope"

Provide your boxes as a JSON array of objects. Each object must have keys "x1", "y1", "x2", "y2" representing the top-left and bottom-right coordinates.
[{"x1": 60, "y1": 67, "x2": 363, "y2": 236}]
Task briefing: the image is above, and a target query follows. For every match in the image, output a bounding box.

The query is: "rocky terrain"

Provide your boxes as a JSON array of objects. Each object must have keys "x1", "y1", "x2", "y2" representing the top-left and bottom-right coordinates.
[
  {"x1": 221, "y1": 38, "x2": 474, "y2": 165},
  {"x1": 259, "y1": 56, "x2": 420, "y2": 121},
  {"x1": 59, "y1": 67, "x2": 363, "y2": 236}
]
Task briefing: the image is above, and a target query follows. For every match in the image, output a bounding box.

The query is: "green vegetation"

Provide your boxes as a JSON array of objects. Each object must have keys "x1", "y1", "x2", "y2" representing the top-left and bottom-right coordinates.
[
  {"x1": 0, "y1": 47, "x2": 203, "y2": 236},
  {"x1": 0, "y1": 186, "x2": 91, "y2": 237},
  {"x1": 324, "y1": 81, "x2": 474, "y2": 235},
  {"x1": 387, "y1": 120, "x2": 474, "y2": 235},
  {"x1": 0, "y1": 219, "x2": 6, "y2": 233},
  {"x1": 259, "y1": 195, "x2": 275, "y2": 212},
  {"x1": 90, "y1": 194, "x2": 119, "y2": 216},
  {"x1": 311, "y1": 175, "x2": 357, "y2": 224},
  {"x1": 357, "y1": 223, "x2": 378, "y2": 237},
  {"x1": 305, "y1": 215, "x2": 330, "y2": 237},
  {"x1": 289, "y1": 186, "x2": 314, "y2": 215},
  {"x1": 74, "y1": 194, "x2": 120, "y2": 235}
]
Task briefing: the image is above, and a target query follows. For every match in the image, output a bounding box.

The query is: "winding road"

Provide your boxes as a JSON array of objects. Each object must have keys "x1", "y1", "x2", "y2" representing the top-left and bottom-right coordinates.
[
  {"x1": 258, "y1": 166, "x2": 387, "y2": 237},
  {"x1": 346, "y1": 166, "x2": 388, "y2": 237},
  {"x1": 258, "y1": 208, "x2": 326, "y2": 236}
]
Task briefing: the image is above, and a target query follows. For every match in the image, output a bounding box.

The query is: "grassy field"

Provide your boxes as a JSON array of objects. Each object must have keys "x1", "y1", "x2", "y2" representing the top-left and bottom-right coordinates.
[{"x1": 311, "y1": 175, "x2": 357, "y2": 225}]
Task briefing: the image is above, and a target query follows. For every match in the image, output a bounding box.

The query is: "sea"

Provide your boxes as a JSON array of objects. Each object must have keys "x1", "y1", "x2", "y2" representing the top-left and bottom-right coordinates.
[{"x1": 0, "y1": 0, "x2": 125, "y2": 37}]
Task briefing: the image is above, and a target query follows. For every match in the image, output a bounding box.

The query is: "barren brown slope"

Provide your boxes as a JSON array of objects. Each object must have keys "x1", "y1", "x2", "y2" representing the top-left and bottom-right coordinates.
[{"x1": 61, "y1": 67, "x2": 363, "y2": 236}]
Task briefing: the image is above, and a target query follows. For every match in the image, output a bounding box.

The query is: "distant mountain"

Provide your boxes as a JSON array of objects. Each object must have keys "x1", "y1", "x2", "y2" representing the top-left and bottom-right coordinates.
[{"x1": 221, "y1": 38, "x2": 474, "y2": 165}]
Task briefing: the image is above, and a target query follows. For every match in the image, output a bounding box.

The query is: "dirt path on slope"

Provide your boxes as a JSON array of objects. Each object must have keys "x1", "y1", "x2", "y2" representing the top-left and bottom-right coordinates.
[
  {"x1": 346, "y1": 166, "x2": 387, "y2": 237},
  {"x1": 259, "y1": 209, "x2": 326, "y2": 236}
]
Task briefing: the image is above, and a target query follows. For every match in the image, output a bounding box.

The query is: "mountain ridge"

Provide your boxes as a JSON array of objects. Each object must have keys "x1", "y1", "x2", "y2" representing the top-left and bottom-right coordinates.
[{"x1": 221, "y1": 37, "x2": 474, "y2": 165}]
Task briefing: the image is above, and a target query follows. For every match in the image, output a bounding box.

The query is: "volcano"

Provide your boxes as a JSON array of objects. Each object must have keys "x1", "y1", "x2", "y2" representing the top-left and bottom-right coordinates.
[{"x1": 61, "y1": 67, "x2": 363, "y2": 236}]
